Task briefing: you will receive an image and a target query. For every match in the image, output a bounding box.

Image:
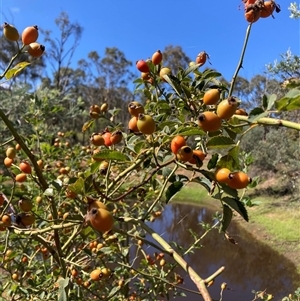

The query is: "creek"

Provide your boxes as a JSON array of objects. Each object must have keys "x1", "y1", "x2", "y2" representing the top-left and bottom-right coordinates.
[{"x1": 144, "y1": 202, "x2": 299, "y2": 301}]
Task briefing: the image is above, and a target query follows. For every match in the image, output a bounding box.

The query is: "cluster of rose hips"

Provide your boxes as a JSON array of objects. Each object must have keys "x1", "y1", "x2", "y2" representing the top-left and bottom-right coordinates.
[
  {"x1": 3, "y1": 145, "x2": 42, "y2": 183},
  {"x1": 2, "y1": 23, "x2": 45, "y2": 57},
  {"x1": 89, "y1": 103, "x2": 123, "y2": 147},
  {"x1": 1, "y1": 146, "x2": 38, "y2": 230},
  {"x1": 171, "y1": 135, "x2": 206, "y2": 167},
  {"x1": 128, "y1": 101, "x2": 156, "y2": 135},
  {"x1": 198, "y1": 90, "x2": 244, "y2": 132},
  {"x1": 215, "y1": 167, "x2": 252, "y2": 189},
  {"x1": 243, "y1": 0, "x2": 281, "y2": 23},
  {"x1": 134, "y1": 50, "x2": 252, "y2": 190}
]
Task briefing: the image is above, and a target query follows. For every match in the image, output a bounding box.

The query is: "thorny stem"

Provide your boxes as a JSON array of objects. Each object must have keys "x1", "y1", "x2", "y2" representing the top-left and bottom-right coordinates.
[
  {"x1": 0, "y1": 44, "x2": 26, "y2": 80},
  {"x1": 118, "y1": 262, "x2": 203, "y2": 296},
  {"x1": 11, "y1": 221, "x2": 81, "y2": 236},
  {"x1": 228, "y1": 23, "x2": 252, "y2": 97},
  {"x1": 141, "y1": 163, "x2": 178, "y2": 221},
  {"x1": 125, "y1": 217, "x2": 224, "y2": 301},
  {"x1": 183, "y1": 221, "x2": 220, "y2": 257},
  {"x1": 107, "y1": 150, "x2": 152, "y2": 191},
  {"x1": 114, "y1": 227, "x2": 167, "y2": 254},
  {"x1": 0, "y1": 89, "x2": 69, "y2": 290}
]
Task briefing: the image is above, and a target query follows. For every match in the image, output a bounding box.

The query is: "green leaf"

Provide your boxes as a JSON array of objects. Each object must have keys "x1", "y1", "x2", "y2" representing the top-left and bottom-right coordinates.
[
  {"x1": 199, "y1": 169, "x2": 215, "y2": 181},
  {"x1": 134, "y1": 140, "x2": 146, "y2": 154},
  {"x1": 248, "y1": 109, "x2": 270, "y2": 122},
  {"x1": 267, "y1": 94, "x2": 277, "y2": 111},
  {"x1": 107, "y1": 285, "x2": 121, "y2": 298},
  {"x1": 221, "y1": 204, "x2": 233, "y2": 232},
  {"x1": 143, "y1": 88, "x2": 152, "y2": 99},
  {"x1": 249, "y1": 107, "x2": 264, "y2": 116},
  {"x1": 90, "y1": 161, "x2": 101, "y2": 174},
  {"x1": 175, "y1": 127, "x2": 205, "y2": 136},
  {"x1": 222, "y1": 197, "x2": 248, "y2": 221},
  {"x1": 217, "y1": 146, "x2": 240, "y2": 171},
  {"x1": 82, "y1": 119, "x2": 94, "y2": 132},
  {"x1": 159, "y1": 121, "x2": 180, "y2": 130},
  {"x1": 5, "y1": 61, "x2": 30, "y2": 80},
  {"x1": 191, "y1": 176, "x2": 211, "y2": 192},
  {"x1": 202, "y1": 69, "x2": 222, "y2": 79},
  {"x1": 93, "y1": 149, "x2": 129, "y2": 161},
  {"x1": 207, "y1": 153, "x2": 219, "y2": 170},
  {"x1": 163, "y1": 74, "x2": 182, "y2": 95},
  {"x1": 162, "y1": 167, "x2": 176, "y2": 183},
  {"x1": 262, "y1": 94, "x2": 268, "y2": 110},
  {"x1": 275, "y1": 89, "x2": 300, "y2": 111},
  {"x1": 67, "y1": 177, "x2": 85, "y2": 195},
  {"x1": 224, "y1": 126, "x2": 237, "y2": 140},
  {"x1": 175, "y1": 174, "x2": 189, "y2": 183},
  {"x1": 206, "y1": 136, "x2": 236, "y2": 149},
  {"x1": 181, "y1": 63, "x2": 201, "y2": 78},
  {"x1": 165, "y1": 181, "x2": 184, "y2": 203},
  {"x1": 181, "y1": 84, "x2": 192, "y2": 98},
  {"x1": 219, "y1": 183, "x2": 238, "y2": 199}
]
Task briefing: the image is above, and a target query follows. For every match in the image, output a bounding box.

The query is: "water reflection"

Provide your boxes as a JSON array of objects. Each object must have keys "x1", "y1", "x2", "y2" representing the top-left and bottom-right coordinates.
[{"x1": 145, "y1": 202, "x2": 299, "y2": 301}]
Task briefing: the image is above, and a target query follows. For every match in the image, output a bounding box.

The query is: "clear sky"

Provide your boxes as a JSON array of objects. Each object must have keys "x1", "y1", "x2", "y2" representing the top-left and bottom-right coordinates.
[{"x1": 0, "y1": 0, "x2": 299, "y2": 82}]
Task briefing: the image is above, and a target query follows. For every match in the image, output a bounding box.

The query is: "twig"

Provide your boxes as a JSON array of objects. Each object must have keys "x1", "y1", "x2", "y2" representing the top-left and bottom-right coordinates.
[
  {"x1": 233, "y1": 114, "x2": 300, "y2": 131},
  {"x1": 228, "y1": 23, "x2": 252, "y2": 97}
]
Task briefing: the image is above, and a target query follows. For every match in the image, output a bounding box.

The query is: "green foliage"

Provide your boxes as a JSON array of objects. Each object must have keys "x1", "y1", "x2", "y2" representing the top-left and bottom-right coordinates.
[{"x1": 0, "y1": 10, "x2": 299, "y2": 301}]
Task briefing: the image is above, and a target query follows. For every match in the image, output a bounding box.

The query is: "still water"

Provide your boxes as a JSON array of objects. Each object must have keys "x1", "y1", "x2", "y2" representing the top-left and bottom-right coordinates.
[{"x1": 144, "y1": 202, "x2": 299, "y2": 301}]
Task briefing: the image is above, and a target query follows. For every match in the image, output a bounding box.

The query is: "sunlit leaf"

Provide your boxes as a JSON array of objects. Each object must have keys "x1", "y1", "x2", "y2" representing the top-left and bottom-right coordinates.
[
  {"x1": 43, "y1": 188, "x2": 54, "y2": 196},
  {"x1": 134, "y1": 140, "x2": 146, "y2": 154},
  {"x1": 67, "y1": 177, "x2": 85, "y2": 195},
  {"x1": 82, "y1": 119, "x2": 94, "y2": 132},
  {"x1": 181, "y1": 63, "x2": 201, "y2": 78},
  {"x1": 57, "y1": 277, "x2": 69, "y2": 301},
  {"x1": 275, "y1": 89, "x2": 300, "y2": 111},
  {"x1": 217, "y1": 146, "x2": 240, "y2": 171},
  {"x1": 202, "y1": 69, "x2": 222, "y2": 79},
  {"x1": 5, "y1": 61, "x2": 30, "y2": 80},
  {"x1": 206, "y1": 136, "x2": 236, "y2": 149},
  {"x1": 90, "y1": 161, "x2": 101, "y2": 174},
  {"x1": 107, "y1": 285, "x2": 121, "y2": 298},
  {"x1": 175, "y1": 127, "x2": 205, "y2": 136},
  {"x1": 267, "y1": 94, "x2": 277, "y2": 111},
  {"x1": 217, "y1": 154, "x2": 233, "y2": 170},
  {"x1": 163, "y1": 74, "x2": 182, "y2": 96},
  {"x1": 93, "y1": 149, "x2": 129, "y2": 161}
]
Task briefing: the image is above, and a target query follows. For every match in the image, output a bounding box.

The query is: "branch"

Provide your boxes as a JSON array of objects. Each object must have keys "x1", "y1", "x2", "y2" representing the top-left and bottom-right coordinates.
[
  {"x1": 124, "y1": 217, "x2": 225, "y2": 301},
  {"x1": 233, "y1": 114, "x2": 300, "y2": 131},
  {"x1": 228, "y1": 23, "x2": 252, "y2": 97}
]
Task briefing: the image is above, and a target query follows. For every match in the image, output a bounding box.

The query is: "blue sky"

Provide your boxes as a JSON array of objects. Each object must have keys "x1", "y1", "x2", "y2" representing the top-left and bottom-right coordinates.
[{"x1": 0, "y1": 0, "x2": 299, "y2": 82}]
